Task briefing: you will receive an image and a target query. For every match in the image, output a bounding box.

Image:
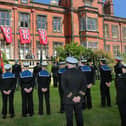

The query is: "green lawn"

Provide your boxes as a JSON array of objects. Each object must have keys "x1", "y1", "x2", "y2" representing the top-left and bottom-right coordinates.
[{"x1": 0, "y1": 80, "x2": 120, "y2": 126}]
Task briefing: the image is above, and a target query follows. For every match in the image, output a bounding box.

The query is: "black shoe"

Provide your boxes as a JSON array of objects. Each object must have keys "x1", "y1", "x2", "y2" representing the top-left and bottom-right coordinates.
[
  {"x1": 10, "y1": 114, "x2": 15, "y2": 118},
  {"x1": 29, "y1": 114, "x2": 33, "y2": 117},
  {"x1": 22, "y1": 114, "x2": 27, "y2": 117},
  {"x1": 2, "y1": 115, "x2": 6, "y2": 119},
  {"x1": 38, "y1": 112, "x2": 43, "y2": 116}
]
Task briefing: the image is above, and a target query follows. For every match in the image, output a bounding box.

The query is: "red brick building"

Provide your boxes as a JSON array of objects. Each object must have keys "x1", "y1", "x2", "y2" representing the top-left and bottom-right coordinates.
[{"x1": 0, "y1": 0, "x2": 126, "y2": 61}]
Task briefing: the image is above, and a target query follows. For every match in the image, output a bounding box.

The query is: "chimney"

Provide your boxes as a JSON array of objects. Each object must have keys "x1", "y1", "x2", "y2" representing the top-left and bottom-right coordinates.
[
  {"x1": 50, "y1": 0, "x2": 58, "y2": 6},
  {"x1": 104, "y1": 0, "x2": 114, "y2": 16}
]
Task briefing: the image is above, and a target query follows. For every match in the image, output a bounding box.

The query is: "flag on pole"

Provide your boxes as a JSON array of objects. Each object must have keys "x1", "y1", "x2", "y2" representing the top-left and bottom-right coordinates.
[
  {"x1": 38, "y1": 29, "x2": 48, "y2": 45},
  {"x1": 0, "y1": 50, "x2": 4, "y2": 72},
  {"x1": 0, "y1": 26, "x2": 12, "y2": 43},
  {"x1": 19, "y1": 28, "x2": 31, "y2": 44}
]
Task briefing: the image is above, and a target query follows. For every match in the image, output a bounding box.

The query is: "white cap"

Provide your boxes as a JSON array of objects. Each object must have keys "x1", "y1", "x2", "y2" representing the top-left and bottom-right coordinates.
[
  {"x1": 4, "y1": 64, "x2": 11, "y2": 70},
  {"x1": 23, "y1": 62, "x2": 29, "y2": 67},
  {"x1": 66, "y1": 57, "x2": 78, "y2": 64},
  {"x1": 41, "y1": 62, "x2": 48, "y2": 66}
]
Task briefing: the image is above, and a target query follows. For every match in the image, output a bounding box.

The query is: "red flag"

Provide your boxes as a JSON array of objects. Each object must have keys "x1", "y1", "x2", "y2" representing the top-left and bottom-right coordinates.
[
  {"x1": 0, "y1": 26, "x2": 12, "y2": 43},
  {"x1": 19, "y1": 28, "x2": 31, "y2": 44},
  {"x1": 0, "y1": 50, "x2": 4, "y2": 72},
  {"x1": 38, "y1": 29, "x2": 48, "y2": 45}
]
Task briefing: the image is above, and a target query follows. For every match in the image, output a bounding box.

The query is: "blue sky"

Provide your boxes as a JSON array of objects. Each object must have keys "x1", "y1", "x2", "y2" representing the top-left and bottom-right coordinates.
[{"x1": 33, "y1": 0, "x2": 126, "y2": 18}]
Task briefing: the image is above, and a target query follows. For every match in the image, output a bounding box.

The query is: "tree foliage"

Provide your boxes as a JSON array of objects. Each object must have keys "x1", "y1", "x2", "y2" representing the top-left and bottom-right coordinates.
[{"x1": 55, "y1": 42, "x2": 114, "y2": 66}]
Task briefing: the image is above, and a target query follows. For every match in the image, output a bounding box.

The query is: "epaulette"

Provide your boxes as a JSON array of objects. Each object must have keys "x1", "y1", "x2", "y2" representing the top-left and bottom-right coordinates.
[
  {"x1": 20, "y1": 70, "x2": 33, "y2": 78},
  {"x1": 2, "y1": 72, "x2": 15, "y2": 79},
  {"x1": 101, "y1": 65, "x2": 111, "y2": 71},
  {"x1": 39, "y1": 70, "x2": 50, "y2": 77},
  {"x1": 80, "y1": 65, "x2": 91, "y2": 72}
]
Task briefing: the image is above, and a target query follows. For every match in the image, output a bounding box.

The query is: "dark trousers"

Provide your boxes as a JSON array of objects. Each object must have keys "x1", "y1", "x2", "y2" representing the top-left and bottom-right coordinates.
[
  {"x1": 82, "y1": 88, "x2": 92, "y2": 109},
  {"x1": 53, "y1": 75, "x2": 58, "y2": 87},
  {"x1": 118, "y1": 103, "x2": 126, "y2": 126},
  {"x1": 59, "y1": 85, "x2": 64, "y2": 112},
  {"x1": 64, "y1": 104, "x2": 84, "y2": 126},
  {"x1": 21, "y1": 89, "x2": 34, "y2": 116},
  {"x1": 100, "y1": 83, "x2": 111, "y2": 107},
  {"x1": 38, "y1": 88, "x2": 50, "y2": 114},
  {"x1": 1, "y1": 91, "x2": 14, "y2": 116}
]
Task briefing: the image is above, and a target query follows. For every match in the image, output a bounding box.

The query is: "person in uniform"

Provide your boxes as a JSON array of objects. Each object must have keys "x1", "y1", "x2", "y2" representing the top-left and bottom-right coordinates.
[
  {"x1": 0, "y1": 64, "x2": 16, "y2": 119},
  {"x1": 12, "y1": 59, "x2": 22, "y2": 78},
  {"x1": 79, "y1": 59, "x2": 94, "y2": 109},
  {"x1": 37, "y1": 62, "x2": 51, "y2": 115},
  {"x1": 61, "y1": 57, "x2": 87, "y2": 126},
  {"x1": 33, "y1": 62, "x2": 41, "y2": 88},
  {"x1": 51, "y1": 62, "x2": 59, "y2": 88},
  {"x1": 19, "y1": 62, "x2": 34, "y2": 117},
  {"x1": 33, "y1": 62, "x2": 41, "y2": 77},
  {"x1": 117, "y1": 63, "x2": 126, "y2": 126},
  {"x1": 57, "y1": 61, "x2": 67, "y2": 113},
  {"x1": 99, "y1": 58, "x2": 112, "y2": 107},
  {"x1": 114, "y1": 56, "x2": 123, "y2": 103}
]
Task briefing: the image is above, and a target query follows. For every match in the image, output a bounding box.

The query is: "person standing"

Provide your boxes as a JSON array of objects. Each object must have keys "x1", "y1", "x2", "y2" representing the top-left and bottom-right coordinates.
[
  {"x1": 37, "y1": 62, "x2": 51, "y2": 115},
  {"x1": 99, "y1": 58, "x2": 112, "y2": 107},
  {"x1": 0, "y1": 64, "x2": 16, "y2": 119},
  {"x1": 114, "y1": 56, "x2": 123, "y2": 103},
  {"x1": 117, "y1": 63, "x2": 126, "y2": 126},
  {"x1": 19, "y1": 62, "x2": 34, "y2": 117},
  {"x1": 61, "y1": 57, "x2": 87, "y2": 126},
  {"x1": 12, "y1": 60, "x2": 22, "y2": 88},
  {"x1": 57, "y1": 61, "x2": 67, "y2": 113},
  {"x1": 51, "y1": 62, "x2": 59, "y2": 88},
  {"x1": 80, "y1": 59, "x2": 94, "y2": 109}
]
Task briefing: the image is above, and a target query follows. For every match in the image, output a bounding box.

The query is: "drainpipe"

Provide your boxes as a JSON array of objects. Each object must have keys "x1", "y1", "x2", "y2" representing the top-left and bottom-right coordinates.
[{"x1": 119, "y1": 23, "x2": 123, "y2": 54}]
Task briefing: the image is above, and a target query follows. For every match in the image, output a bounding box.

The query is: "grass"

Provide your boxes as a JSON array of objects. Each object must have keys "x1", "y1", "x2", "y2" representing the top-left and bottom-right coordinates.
[{"x1": 0, "y1": 80, "x2": 120, "y2": 126}]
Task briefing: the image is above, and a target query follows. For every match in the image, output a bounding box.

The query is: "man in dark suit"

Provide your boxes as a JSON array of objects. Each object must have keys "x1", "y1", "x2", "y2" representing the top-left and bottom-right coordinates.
[
  {"x1": 114, "y1": 56, "x2": 123, "y2": 103},
  {"x1": 79, "y1": 59, "x2": 94, "y2": 109},
  {"x1": 0, "y1": 64, "x2": 16, "y2": 119},
  {"x1": 117, "y1": 63, "x2": 126, "y2": 126},
  {"x1": 19, "y1": 62, "x2": 34, "y2": 117},
  {"x1": 61, "y1": 57, "x2": 87, "y2": 126},
  {"x1": 99, "y1": 58, "x2": 112, "y2": 107},
  {"x1": 57, "y1": 61, "x2": 67, "y2": 113},
  {"x1": 51, "y1": 62, "x2": 59, "y2": 88},
  {"x1": 12, "y1": 60, "x2": 22, "y2": 88},
  {"x1": 37, "y1": 62, "x2": 51, "y2": 115}
]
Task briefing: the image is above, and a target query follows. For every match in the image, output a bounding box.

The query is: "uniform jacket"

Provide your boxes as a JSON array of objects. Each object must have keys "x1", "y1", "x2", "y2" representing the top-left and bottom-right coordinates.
[
  {"x1": 37, "y1": 70, "x2": 51, "y2": 89},
  {"x1": 19, "y1": 70, "x2": 34, "y2": 89},
  {"x1": 0, "y1": 71, "x2": 16, "y2": 91},
  {"x1": 61, "y1": 68, "x2": 87, "y2": 104}
]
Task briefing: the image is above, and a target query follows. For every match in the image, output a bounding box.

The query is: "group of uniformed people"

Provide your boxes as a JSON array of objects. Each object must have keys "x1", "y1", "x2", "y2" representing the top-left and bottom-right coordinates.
[{"x1": 0, "y1": 56, "x2": 126, "y2": 126}]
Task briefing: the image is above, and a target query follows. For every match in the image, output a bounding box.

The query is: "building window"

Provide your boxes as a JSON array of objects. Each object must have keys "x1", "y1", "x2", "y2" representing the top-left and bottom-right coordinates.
[
  {"x1": 53, "y1": 17, "x2": 62, "y2": 32},
  {"x1": 113, "y1": 45, "x2": 120, "y2": 56},
  {"x1": 0, "y1": 41, "x2": 11, "y2": 59},
  {"x1": 18, "y1": 43, "x2": 31, "y2": 59},
  {"x1": 86, "y1": 17, "x2": 97, "y2": 31},
  {"x1": 104, "y1": 24, "x2": 109, "y2": 38},
  {"x1": 20, "y1": 13, "x2": 29, "y2": 28},
  {"x1": 37, "y1": 15, "x2": 47, "y2": 30},
  {"x1": 84, "y1": 0, "x2": 93, "y2": 6},
  {"x1": 87, "y1": 42, "x2": 98, "y2": 49},
  {"x1": 21, "y1": 0, "x2": 28, "y2": 3},
  {"x1": 112, "y1": 25, "x2": 118, "y2": 39},
  {"x1": 36, "y1": 42, "x2": 48, "y2": 60},
  {"x1": 105, "y1": 45, "x2": 110, "y2": 52},
  {"x1": 53, "y1": 42, "x2": 63, "y2": 56},
  {"x1": 123, "y1": 27, "x2": 126, "y2": 40},
  {"x1": 0, "y1": 11, "x2": 10, "y2": 26},
  {"x1": 80, "y1": 17, "x2": 86, "y2": 31}
]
